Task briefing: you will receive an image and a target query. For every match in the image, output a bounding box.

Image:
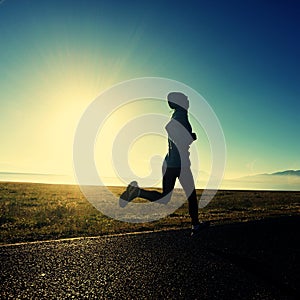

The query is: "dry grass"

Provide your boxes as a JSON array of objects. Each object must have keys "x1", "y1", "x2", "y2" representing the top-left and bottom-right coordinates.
[{"x1": 0, "y1": 182, "x2": 299, "y2": 244}]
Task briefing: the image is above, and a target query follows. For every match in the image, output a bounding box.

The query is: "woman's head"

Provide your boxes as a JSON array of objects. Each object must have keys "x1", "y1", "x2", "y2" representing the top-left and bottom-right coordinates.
[{"x1": 167, "y1": 92, "x2": 189, "y2": 111}]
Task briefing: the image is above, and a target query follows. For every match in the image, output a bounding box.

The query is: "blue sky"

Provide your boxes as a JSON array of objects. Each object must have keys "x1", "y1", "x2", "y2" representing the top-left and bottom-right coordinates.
[{"x1": 0, "y1": 0, "x2": 299, "y2": 187}]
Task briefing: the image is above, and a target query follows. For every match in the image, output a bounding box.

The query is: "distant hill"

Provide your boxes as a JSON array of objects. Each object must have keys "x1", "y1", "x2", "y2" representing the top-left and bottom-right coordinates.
[
  {"x1": 221, "y1": 170, "x2": 300, "y2": 191},
  {"x1": 271, "y1": 170, "x2": 300, "y2": 176}
]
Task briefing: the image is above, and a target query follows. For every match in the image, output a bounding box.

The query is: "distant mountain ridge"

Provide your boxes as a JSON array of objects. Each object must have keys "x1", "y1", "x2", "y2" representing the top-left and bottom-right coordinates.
[
  {"x1": 236, "y1": 170, "x2": 300, "y2": 180},
  {"x1": 223, "y1": 169, "x2": 300, "y2": 191},
  {"x1": 270, "y1": 170, "x2": 300, "y2": 176}
]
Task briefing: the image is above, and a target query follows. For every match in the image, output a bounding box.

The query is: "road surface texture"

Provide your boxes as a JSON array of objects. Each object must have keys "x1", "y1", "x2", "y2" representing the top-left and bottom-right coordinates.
[{"x1": 1, "y1": 216, "x2": 299, "y2": 299}]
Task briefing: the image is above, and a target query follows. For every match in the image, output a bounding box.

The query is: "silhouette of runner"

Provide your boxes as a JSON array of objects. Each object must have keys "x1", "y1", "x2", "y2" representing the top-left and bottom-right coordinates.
[{"x1": 120, "y1": 92, "x2": 209, "y2": 236}]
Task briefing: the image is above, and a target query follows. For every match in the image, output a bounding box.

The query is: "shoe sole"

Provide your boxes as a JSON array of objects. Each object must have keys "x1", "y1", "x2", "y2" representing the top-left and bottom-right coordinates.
[{"x1": 119, "y1": 181, "x2": 139, "y2": 208}]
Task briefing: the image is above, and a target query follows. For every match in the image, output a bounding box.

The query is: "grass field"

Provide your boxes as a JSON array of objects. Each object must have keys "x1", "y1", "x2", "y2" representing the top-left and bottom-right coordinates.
[{"x1": 0, "y1": 182, "x2": 299, "y2": 244}]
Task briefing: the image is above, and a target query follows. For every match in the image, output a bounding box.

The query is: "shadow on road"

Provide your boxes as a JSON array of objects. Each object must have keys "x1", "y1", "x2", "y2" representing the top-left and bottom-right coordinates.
[{"x1": 197, "y1": 216, "x2": 300, "y2": 299}]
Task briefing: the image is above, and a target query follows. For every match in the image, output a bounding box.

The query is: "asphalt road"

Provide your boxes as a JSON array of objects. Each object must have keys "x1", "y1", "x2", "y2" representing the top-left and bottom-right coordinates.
[{"x1": 0, "y1": 216, "x2": 299, "y2": 299}]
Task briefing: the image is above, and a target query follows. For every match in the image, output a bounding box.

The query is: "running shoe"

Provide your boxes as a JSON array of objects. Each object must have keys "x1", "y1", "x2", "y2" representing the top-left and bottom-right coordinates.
[
  {"x1": 190, "y1": 221, "x2": 210, "y2": 237},
  {"x1": 119, "y1": 181, "x2": 140, "y2": 208}
]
